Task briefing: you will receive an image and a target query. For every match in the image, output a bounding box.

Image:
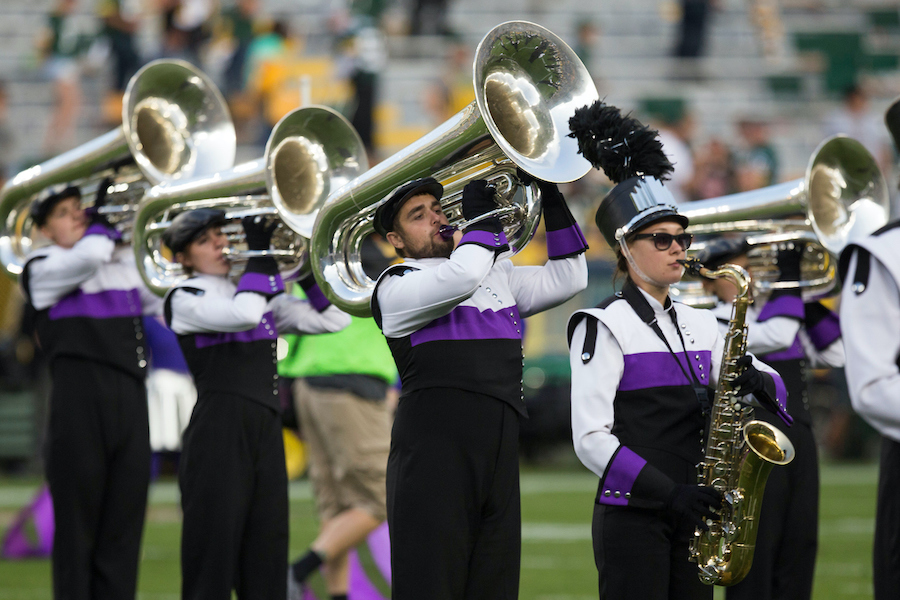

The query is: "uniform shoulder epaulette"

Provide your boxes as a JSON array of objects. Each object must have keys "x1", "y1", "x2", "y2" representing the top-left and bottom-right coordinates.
[
  {"x1": 386, "y1": 265, "x2": 416, "y2": 277},
  {"x1": 596, "y1": 290, "x2": 625, "y2": 310},
  {"x1": 163, "y1": 285, "x2": 205, "y2": 328},
  {"x1": 837, "y1": 245, "x2": 871, "y2": 295},
  {"x1": 566, "y1": 311, "x2": 600, "y2": 365}
]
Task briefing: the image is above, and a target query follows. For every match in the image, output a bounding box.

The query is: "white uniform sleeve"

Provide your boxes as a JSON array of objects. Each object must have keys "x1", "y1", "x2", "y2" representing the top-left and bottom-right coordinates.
[
  {"x1": 376, "y1": 244, "x2": 497, "y2": 336},
  {"x1": 505, "y1": 254, "x2": 588, "y2": 318},
  {"x1": 841, "y1": 251, "x2": 900, "y2": 436},
  {"x1": 168, "y1": 287, "x2": 269, "y2": 335},
  {"x1": 569, "y1": 317, "x2": 625, "y2": 478},
  {"x1": 269, "y1": 294, "x2": 351, "y2": 335},
  {"x1": 26, "y1": 235, "x2": 115, "y2": 309},
  {"x1": 804, "y1": 335, "x2": 845, "y2": 369},
  {"x1": 746, "y1": 315, "x2": 802, "y2": 355}
]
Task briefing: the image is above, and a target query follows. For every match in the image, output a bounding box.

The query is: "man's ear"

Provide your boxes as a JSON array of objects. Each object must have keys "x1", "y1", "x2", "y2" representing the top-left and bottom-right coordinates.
[{"x1": 386, "y1": 230, "x2": 404, "y2": 251}]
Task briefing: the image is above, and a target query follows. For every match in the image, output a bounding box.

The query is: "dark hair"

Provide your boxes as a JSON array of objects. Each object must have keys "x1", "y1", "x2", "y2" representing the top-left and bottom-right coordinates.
[{"x1": 612, "y1": 243, "x2": 631, "y2": 290}]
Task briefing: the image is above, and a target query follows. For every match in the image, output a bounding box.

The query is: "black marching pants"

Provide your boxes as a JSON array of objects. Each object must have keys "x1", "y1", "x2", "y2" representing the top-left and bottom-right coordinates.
[
  {"x1": 387, "y1": 389, "x2": 521, "y2": 600},
  {"x1": 593, "y1": 503, "x2": 712, "y2": 600},
  {"x1": 726, "y1": 419, "x2": 819, "y2": 600},
  {"x1": 45, "y1": 357, "x2": 150, "y2": 600},
  {"x1": 874, "y1": 436, "x2": 900, "y2": 600},
  {"x1": 179, "y1": 393, "x2": 288, "y2": 600}
]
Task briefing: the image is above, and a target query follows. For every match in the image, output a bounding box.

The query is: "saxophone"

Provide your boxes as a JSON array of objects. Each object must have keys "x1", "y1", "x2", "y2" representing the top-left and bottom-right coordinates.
[{"x1": 680, "y1": 258, "x2": 795, "y2": 586}]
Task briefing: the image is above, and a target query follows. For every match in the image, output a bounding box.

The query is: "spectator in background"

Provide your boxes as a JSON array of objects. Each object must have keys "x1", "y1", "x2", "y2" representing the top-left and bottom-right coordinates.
[
  {"x1": 38, "y1": 0, "x2": 92, "y2": 155},
  {"x1": 423, "y1": 36, "x2": 473, "y2": 127},
  {"x1": 573, "y1": 19, "x2": 600, "y2": 76},
  {"x1": 673, "y1": 0, "x2": 716, "y2": 58},
  {"x1": 97, "y1": 0, "x2": 142, "y2": 93},
  {"x1": 644, "y1": 100, "x2": 696, "y2": 204},
  {"x1": 243, "y1": 17, "x2": 293, "y2": 147},
  {"x1": 334, "y1": 17, "x2": 387, "y2": 159},
  {"x1": 218, "y1": 0, "x2": 259, "y2": 97},
  {"x1": 734, "y1": 116, "x2": 779, "y2": 192},
  {"x1": 409, "y1": 0, "x2": 452, "y2": 36},
  {"x1": 690, "y1": 137, "x2": 735, "y2": 200},
  {"x1": 823, "y1": 84, "x2": 893, "y2": 176},
  {"x1": 159, "y1": 0, "x2": 214, "y2": 66}
]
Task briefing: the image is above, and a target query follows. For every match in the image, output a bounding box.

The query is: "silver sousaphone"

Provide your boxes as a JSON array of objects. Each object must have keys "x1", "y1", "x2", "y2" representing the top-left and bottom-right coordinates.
[
  {"x1": 132, "y1": 105, "x2": 368, "y2": 296},
  {"x1": 0, "y1": 59, "x2": 236, "y2": 280},
  {"x1": 309, "y1": 20, "x2": 600, "y2": 317},
  {"x1": 670, "y1": 135, "x2": 889, "y2": 307}
]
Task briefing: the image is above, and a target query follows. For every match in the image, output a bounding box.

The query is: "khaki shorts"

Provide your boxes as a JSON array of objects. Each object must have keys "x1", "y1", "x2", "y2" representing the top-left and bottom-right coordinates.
[{"x1": 293, "y1": 378, "x2": 391, "y2": 522}]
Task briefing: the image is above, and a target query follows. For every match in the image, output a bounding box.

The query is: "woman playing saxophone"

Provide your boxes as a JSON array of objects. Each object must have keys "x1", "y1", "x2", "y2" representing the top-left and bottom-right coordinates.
[{"x1": 565, "y1": 101, "x2": 792, "y2": 600}]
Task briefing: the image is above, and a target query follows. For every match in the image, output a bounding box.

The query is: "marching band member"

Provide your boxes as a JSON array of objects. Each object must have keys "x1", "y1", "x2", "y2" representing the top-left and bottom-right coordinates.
[
  {"x1": 840, "y1": 219, "x2": 900, "y2": 600},
  {"x1": 162, "y1": 209, "x2": 349, "y2": 600},
  {"x1": 565, "y1": 101, "x2": 791, "y2": 600},
  {"x1": 696, "y1": 237, "x2": 843, "y2": 600},
  {"x1": 371, "y1": 173, "x2": 588, "y2": 598},
  {"x1": 21, "y1": 183, "x2": 160, "y2": 600}
]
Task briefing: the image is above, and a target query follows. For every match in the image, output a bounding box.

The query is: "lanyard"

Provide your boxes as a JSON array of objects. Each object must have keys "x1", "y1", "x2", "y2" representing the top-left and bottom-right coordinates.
[{"x1": 621, "y1": 280, "x2": 711, "y2": 414}]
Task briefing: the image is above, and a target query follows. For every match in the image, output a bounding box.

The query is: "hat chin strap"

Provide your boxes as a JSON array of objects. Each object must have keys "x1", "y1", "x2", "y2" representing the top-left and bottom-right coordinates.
[{"x1": 620, "y1": 238, "x2": 675, "y2": 289}]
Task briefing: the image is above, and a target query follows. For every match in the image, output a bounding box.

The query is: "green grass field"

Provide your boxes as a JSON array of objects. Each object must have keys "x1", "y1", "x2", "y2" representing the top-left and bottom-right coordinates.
[{"x1": 0, "y1": 461, "x2": 878, "y2": 600}]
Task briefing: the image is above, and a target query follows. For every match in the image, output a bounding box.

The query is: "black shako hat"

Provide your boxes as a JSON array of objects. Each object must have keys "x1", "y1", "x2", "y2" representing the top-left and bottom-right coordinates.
[
  {"x1": 593, "y1": 177, "x2": 688, "y2": 248},
  {"x1": 372, "y1": 177, "x2": 444, "y2": 237},
  {"x1": 887, "y1": 95, "x2": 900, "y2": 155},
  {"x1": 30, "y1": 184, "x2": 82, "y2": 227},
  {"x1": 568, "y1": 100, "x2": 689, "y2": 248},
  {"x1": 162, "y1": 208, "x2": 227, "y2": 254}
]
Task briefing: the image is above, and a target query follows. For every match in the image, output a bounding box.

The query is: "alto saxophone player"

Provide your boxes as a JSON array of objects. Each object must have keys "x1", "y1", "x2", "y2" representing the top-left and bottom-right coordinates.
[
  {"x1": 698, "y1": 236, "x2": 843, "y2": 600},
  {"x1": 566, "y1": 100, "x2": 792, "y2": 600}
]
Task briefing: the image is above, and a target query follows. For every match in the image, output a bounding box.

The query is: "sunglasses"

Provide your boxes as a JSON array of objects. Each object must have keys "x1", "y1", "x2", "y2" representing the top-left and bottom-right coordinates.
[{"x1": 632, "y1": 232, "x2": 693, "y2": 251}]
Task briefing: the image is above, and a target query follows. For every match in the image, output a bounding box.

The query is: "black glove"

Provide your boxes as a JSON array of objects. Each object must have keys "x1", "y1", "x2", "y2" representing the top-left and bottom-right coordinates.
[
  {"x1": 732, "y1": 355, "x2": 793, "y2": 426},
  {"x1": 87, "y1": 177, "x2": 114, "y2": 229},
  {"x1": 242, "y1": 215, "x2": 278, "y2": 251},
  {"x1": 460, "y1": 179, "x2": 503, "y2": 235},
  {"x1": 516, "y1": 167, "x2": 558, "y2": 194},
  {"x1": 461, "y1": 179, "x2": 497, "y2": 221},
  {"x1": 667, "y1": 484, "x2": 722, "y2": 530},
  {"x1": 776, "y1": 243, "x2": 803, "y2": 284},
  {"x1": 732, "y1": 355, "x2": 764, "y2": 397}
]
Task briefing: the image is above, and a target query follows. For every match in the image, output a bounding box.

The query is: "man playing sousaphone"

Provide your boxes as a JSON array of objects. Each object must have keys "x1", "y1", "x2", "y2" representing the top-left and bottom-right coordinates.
[{"x1": 371, "y1": 174, "x2": 588, "y2": 598}]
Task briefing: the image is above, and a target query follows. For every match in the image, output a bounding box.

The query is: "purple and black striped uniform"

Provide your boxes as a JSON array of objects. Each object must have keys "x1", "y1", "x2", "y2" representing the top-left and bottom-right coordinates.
[
  {"x1": 569, "y1": 288, "x2": 788, "y2": 508},
  {"x1": 22, "y1": 228, "x2": 159, "y2": 378}
]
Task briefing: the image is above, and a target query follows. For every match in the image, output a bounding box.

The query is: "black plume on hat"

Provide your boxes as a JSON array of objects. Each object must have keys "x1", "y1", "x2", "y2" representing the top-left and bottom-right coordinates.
[{"x1": 568, "y1": 99, "x2": 674, "y2": 184}]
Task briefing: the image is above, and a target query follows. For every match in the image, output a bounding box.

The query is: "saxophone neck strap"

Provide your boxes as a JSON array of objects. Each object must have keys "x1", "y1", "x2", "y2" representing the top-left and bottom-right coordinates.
[{"x1": 622, "y1": 279, "x2": 710, "y2": 414}]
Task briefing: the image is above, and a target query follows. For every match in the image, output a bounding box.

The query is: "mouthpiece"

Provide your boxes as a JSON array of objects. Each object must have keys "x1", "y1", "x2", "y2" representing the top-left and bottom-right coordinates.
[
  {"x1": 438, "y1": 225, "x2": 458, "y2": 240},
  {"x1": 678, "y1": 257, "x2": 706, "y2": 277}
]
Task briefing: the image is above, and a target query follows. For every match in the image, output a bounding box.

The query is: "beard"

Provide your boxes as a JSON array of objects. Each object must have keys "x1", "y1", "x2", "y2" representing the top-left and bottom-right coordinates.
[{"x1": 402, "y1": 233, "x2": 455, "y2": 259}]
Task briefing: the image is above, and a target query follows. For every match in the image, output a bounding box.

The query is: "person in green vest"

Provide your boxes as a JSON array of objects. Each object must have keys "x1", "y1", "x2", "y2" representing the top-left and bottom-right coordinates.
[{"x1": 283, "y1": 239, "x2": 398, "y2": 600}]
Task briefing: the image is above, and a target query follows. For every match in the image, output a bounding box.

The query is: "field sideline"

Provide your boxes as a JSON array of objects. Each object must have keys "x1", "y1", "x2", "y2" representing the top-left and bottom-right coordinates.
[{"x1": 0, "y1": 461, "x2": 878, "y2": 599}]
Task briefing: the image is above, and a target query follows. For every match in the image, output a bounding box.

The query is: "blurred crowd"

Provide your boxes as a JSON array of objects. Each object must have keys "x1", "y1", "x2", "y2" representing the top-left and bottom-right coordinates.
[{"x1": 0, "y1": 0, "x2": 896, "y2": 477}]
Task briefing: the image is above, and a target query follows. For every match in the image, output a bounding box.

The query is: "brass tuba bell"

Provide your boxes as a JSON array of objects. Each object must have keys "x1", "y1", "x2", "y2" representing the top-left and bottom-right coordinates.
[
  {"x1": 132, "y1": 105, "x2": 368, "y2": 296},
  {"x1": 309, "y1": 20, "x2": 599, "y2": 317},
  {"x1": 671, "y1": 135, "x2": 890, "y2": 307},
  {"x1": 0, "y1": 59, "x2": 236, "y2": 280}
]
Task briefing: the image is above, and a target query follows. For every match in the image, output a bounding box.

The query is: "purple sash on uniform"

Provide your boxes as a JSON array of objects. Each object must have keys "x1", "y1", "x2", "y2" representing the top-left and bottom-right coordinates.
[
  {"x1": 193, "y1": 312, "x2": 277, "y2": 348},
  {"x1": 410, "y1": 305, "x2": 523, "y2": 346},
  {"x1": 49, "y1": 288, "x2": 142, "y2": 320}
]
